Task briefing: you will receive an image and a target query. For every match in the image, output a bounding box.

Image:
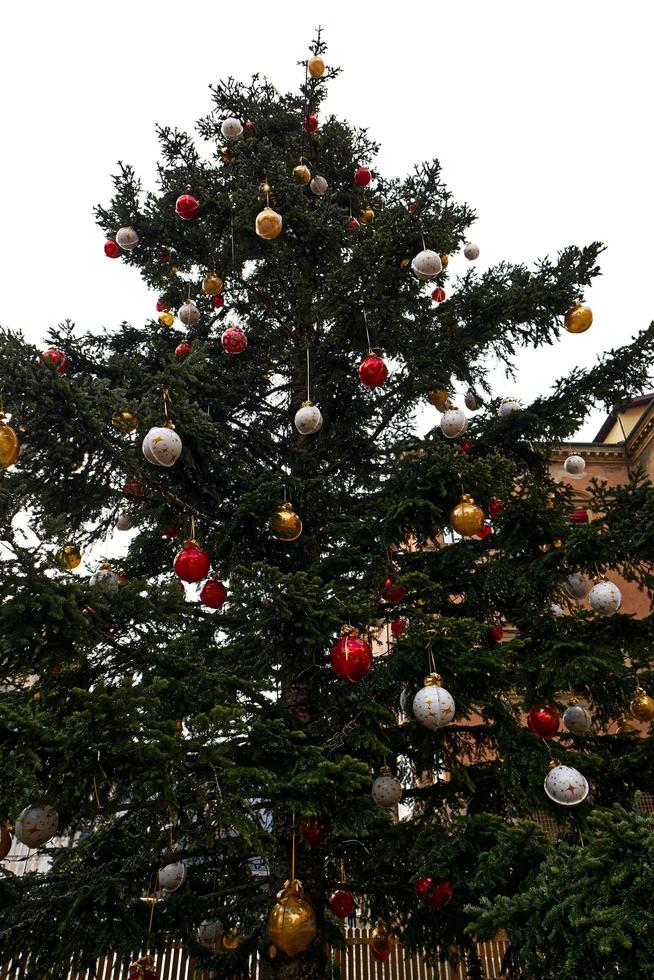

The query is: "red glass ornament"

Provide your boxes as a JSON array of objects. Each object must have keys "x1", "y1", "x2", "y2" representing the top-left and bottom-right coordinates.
[
  {"x1": 358, "y1": 353, "x2": 388, "y2": 388},
  {"x1": 156, "y1": 299, "x2": 170, "y2": 313},
  {"x1": 354, "y1": 166, "x2": 372, "y2": 187},
  {"x1": 390, "y1": 617, "x2": 406, "y2": 638},
  {"x1": 489, "y1": 625, "x2": 504, "y2": 644},
  {"x1": 346, "y1": 217, "x2": 360, "y2": 233},
  {"x1": 303, "y1": 114, "x2": 318, "y2": 133},
  {"x1": 329, "y1": 889, "x2": 355, "y2": 919},
  {"x1": 432, "y1": 287, "x2": 446, "y2": 303},
  {"x1": 382, "y1": 578, "x2": 406, "y2": 604},
  {"x1": 162, "y1": 525, "x2": 181, "y2": 539},
  {"x1": 173, "y1": 540, "x2": 211, "y2": 583},
  {"x1": 527, "y1": 703, "x2": 560, "y2": 739},
  {"x1": 200, "y1": 579, "x2": 227, "y2": 609},
  {"x1": 175, "y1": 341, "x2": 192, "y2": 358},
  {"x1": 330, "y1": 629, "x2": 373, "y2": 683},
  {"x1": 408, "y1": 201, "x2": 418, "y2": 214},
  {"x1": 157, "y1": 247, "x2": 172, "y2": 263},
  {"x1": 475, "y1": 523, "x2": 493, "y2": 540},
  {"x1": 488, "y1": 499, "x2": 504, "y2": 519},
  {"x1": 175, "y1": 194, "x2": 200, "y2": 220},
  {"x1": 221, "y1": 326, "x2": 247, "y2": 354},
  {"x1": 50, "y1": 665, "x2": 62, "y2": 676},
  {"x1": 211, "y1": 294, "x2": 225, "y2": 308},
  {"x1": 104, "y1": 239, "x2": 120, "y2": 259},
  {"x1": 459, "y1": 440, "x2": 473, "y2": 453},
  {"x1": 426, "y1": 879, "x2": 452, "y2": 909},
  {"x1": 122, "y1": 479, "x2": 143, "y2": 502},
  {"x1": 299, "y1": 816, "x2": 329, "y2": 848},
  {"x1": 41, "y1": 349, "x2": 68, "y2": 374},
  {"x1": 569, "y1": 507, "x2": 589, "y2": 524},
  {"x1": 244, "y1": 120, "x2": 254, "y2": 133},
  {"x1": 371, "y1": 949, "x2": 390, "y2": 963}
]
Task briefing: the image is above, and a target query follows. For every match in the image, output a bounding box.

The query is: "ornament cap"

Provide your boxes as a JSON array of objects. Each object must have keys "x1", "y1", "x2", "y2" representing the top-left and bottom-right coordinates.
[
  {"x1": 378, "y1": 765, "x2": 394, "y2": 777},
  {"x1": 568, "y1": 697, "x2": 579, "y2": 706},
  {"x1": 163, "y1": 419, "x2": 176, "y2": 430},
  {"x1": 301, "y1": 399, "x2": 314, "y2": 408},
  {"x1": 548, "y1": 759, "x2": 561, "y2": 770},
  {"x1": 340, "y1": 624, "x2": 359, "y2": 637},
  {"x1": 423, "y1": 672, "x2": 443, "y2": 687},
  {"x1": 182, "y1": 538, "x2": 199, "y2": 549}
]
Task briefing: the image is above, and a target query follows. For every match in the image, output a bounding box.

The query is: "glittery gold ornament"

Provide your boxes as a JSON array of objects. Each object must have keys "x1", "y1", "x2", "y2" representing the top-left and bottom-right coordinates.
[
  {"x1": 256, "y1": 207, "x2": 283, "y2": 240},
  {"x1": 360, "y1": 208, "x2": 375, "y2": 224},
  {"x1": 112, "y1": 409, "x2": 139, "y2": 434},
  {"x1": 307, "y1": 55, "x2": 326, "y2": 78},
  {"x1": 159, "y1": 311, "x2": 175, "y2": 327},
  {"x1": 427, "y1": 389, "x2": 450, "y2": 410},
  {"x1": 630, "y1": 686, "x2": 654, "y2": 722},
  {"x1": 222, "y1": 928, "x2": 241, "y2": 950},
  {"x1": 293, "y1": 163, "x2": 311, "y2": 184},
  {"x1": 450, "y1": 493, "x2": 485, "y2": 537},
  {"x1": 371, "y1": 921, "x2": 394, "y2": 955},
  {"x1": 202, "y1": 272, "x2": 223, "y2": 296},
  {"x1": 270, "y1": 502, "x2": 303, "y2": 542},
  {"x1": 440, "y1": 253, "x2": 449, "y2": 268},
  {"x1": 564, "y1": 302, "x2": 593, "y2": 334},
  {"x1": 0, "y1": 419, "x2": 19, "y2": 468},
  {"x1": 57, "y1": 544, "x2": 81, "y2": 570},
  {"x1": 220, "y1": 147, "x2": 233, "y2": 164},
  {"x1": 0, "y1": 823, "x2": 11, "y2": 860},
  {"x1": 268, "y1": 879, "x2": 317, "y2": 956}
]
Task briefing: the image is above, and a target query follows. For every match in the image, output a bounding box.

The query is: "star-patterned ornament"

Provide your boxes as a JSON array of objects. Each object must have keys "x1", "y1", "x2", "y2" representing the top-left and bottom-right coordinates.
[
  {"x1": 412, "y1": 673, "x2": 455, "y2": 730},
  {"x1": 543, "y1": 761, "x2": 589, "y2": 806},
  {"x1": 371, "y1": 766, "x2": 403, "y2": 808}
]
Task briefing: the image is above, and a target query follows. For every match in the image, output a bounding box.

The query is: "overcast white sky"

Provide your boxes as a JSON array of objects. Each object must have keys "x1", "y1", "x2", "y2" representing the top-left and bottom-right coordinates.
[{"x1": 2, "y1": 0, "x2": 652, "y2": 440}]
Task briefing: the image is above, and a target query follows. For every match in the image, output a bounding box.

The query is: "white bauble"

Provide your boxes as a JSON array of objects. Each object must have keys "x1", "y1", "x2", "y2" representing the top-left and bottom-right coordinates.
[
  {"x1": 550, "y1": 602, "x2": 564, "y2": 617},
  {"x1": 14, "y1": 804, "x2": 58, "y2": 847},
  {"x1": 563, "y1": 702, "x2": 592, "y2": 735},
  {"x1": 563, "y1": 572, "x2": 592, "y2": 600},
  {"x1": 439, "y1": 408, "x2": 468, "y2": 439},
  {"x1": 310, "y1": 175, "x2": 328, "y2": 196},
  {"x1": 197, "y1": 919, "x2": 224, "y2": 949},
  {"x1": 563, "y1": 454, "x2": 586, "y2": 479},
  {"x1": 588, "y1": 580, "x2": 622, "y2": 616},
  {"x1": 544, "y1": 763, "x2": 589, "y2": 806},
  {"x1": 178, "y1": 301, "x2": 200, "y2": 326},
  {"x1": 464, "y1": 388, "x2": 483, "y2": 411},
  {"x1": 90, "y1": 566, "x2": 120, "y2": 593},
  {"x1": 116, "y1": 512, "x2": 133, "y2": 532},
  {"x1": 142, "y1": 425, "x2": 183, "y2": 468},
  {"x1": 371, "y1": 767, "x2": 402, "y2": 808},
  {"x1": 294, "y1": 403, "x2": 323, "y2": 435},
  {"x1": 412, "y1": 673, "x2": 455, "y2": 730},
  {"x1": 116, "y1": 226, "x2": 139, "y2": 251},
  {"x1": 498, "y1": 399, "x2": 521, "y2": 417},
  {"x1": 463, "y1": 242, "x2": 480, "y2": 261},
  {"x1": 158, "y1": 861, "x2": 187, "y2": 892},
  {"x1": 221, "y1": 117, "x2": 243, "y2": 142},
  {"x1": 411, "y1": 249, "x2": 442, "y2": 281}
]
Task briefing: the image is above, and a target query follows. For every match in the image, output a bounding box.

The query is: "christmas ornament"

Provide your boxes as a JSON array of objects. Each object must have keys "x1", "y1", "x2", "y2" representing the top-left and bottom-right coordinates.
[
  {"x1": 0, "y1": 418, "x2": 20, "y2": 468},
  {"x1": 310, "y1": 175, "x2": 328, "y2": 196},
  {"x1": 564, "y1": 302, "x2": 593, "y2": 334},
  {"x1": 432, "y1": 287, "x2": 446, "y2": 303},
  {"x1": 159, "y1": 312, "x2": 175, "y2": 327},
  {"x1": 346, "y1": 217, "x2": 360, "y2": 233},
  {"x1": 178, "y1": 301, "x2": 200, "y2": 327},
  {"x1": 372, "y1": 949, "x2": 390, "y2": 963},
  {"x1": 413, "y1": 673, "x2": 455, "y2": 730},
  {"x1": 112, "y1": 409, "x2": 138, "y2": 434},
  {"x1": 440, "y1": 253, "x2": 449, "y2": 268},
  {"x1": 293, "y1": 163, "x2": 311, "y2": 184},
  {"x1": 371, "y1": 766, "x2": 402, "y2": 808},
  {"x1": 244, "y1": 119, "x2": 254, "y2": 133},
  {"x1": 116, "y1": 512, "x2": 133, "y2": 531},
  {"x1": 360, "y1": 207, "x2": 375, "y2": 224},
  {"x1": 175, "y1": 341, "x2": 191, "y2": 358},
  {"x1": 221, "y1": 117, "x2": 243, "y2": 141},
  {"x1": 588, "y1": 580, "x2": 622, "y2": 615},
  {"x1": 41, "y1": 349, "x2": 69, "y2": 374},
  {"x1": 299, "y1": 816, "x2": 329, "y2": 848},
  {"x1": 498, "y1": 399, "x2": 521, "y2": 416},
  {"x1": 174, "y1": 540, "x2": 210, "y2": 583},
  {"x1": 307, "y1": 55, "x2": 326, "y2": 78},
  {"x1": 158, "y1": 861, "x2": 186, "y2": 892},
  {"x1": 270, "y1": 501, "x2": 302, "y2": 541},
  {"x1": 256, "y1": 206, "x2": 283, "y2": 239},
  {"x1": 116, "y1": 226, "x2": 139, "y2": 251},
  {"x1": 220, "y1": 147, "x2": 233, "y2": 164},
  {"x1": 411, "y1": 249, "x2": 442, "y2": 280},
  {"x1": 488, "y1": 499, "x2": 504, "y2": 519},
  {"x1": 142, "y1": 423, "x2": 182, "y2": 468},
  {"x1": 57, "y1": 544, "x2": 81, "y2": 569},
  {"x1": 330, "y1": 626, "x2": 373, "y2": 683},
  {"x1": 104, "y1": 239, "x2": 120, "y2": 258},
  {"x1": 222, "y1": 929, "x2": 240, "y2": 950},
  {"x1": 122, "y1": 478, "x2": 143, "y2": 501},
  {"x1": 464, "y1": 388, "x2": 483, "y2": 411},
  {"x1": 463, "y1": 242, "x2": 480, "y2": 260},
  {"x1": 128, "y1": 955, "x2": 157, "y2": 980},
  {"x1": 440, "y1": 408, "x2": 468, "y2": 438},
  {"x1": 329, "y1": 889, "x2": 355, "y2": 919},
  {"x1": 391, "y1": 617, "x2": 406, "y2": 637},
  {"x1": 382, "y1": 579, "x2": 406, "y2": 604},
  {"x1": 202, "y1": 272, "x2": 223, "y2": 296},
  {"x1": 295, "y1": 402, "x2": 323, "y2": 435},
  {"x1": 156, "y1": 299, "x2": 170, "y2": 312},
  {"x1": 14, "y1": 804, "x2": 58, "y2": 847},
  {"x1": 570, "y1": 507, "x2": 590, "y2": 524},
  {"x1": 414, "y1": 877, "x2": 452, "y2": 909},
  {"x1": 563, "y1": 572, "x2": 592, "y2": 600},
  {"x1": 544, "y1": 761, "x2": 589, "y2": 806},
  {"x1": 527, "y1": 703, "x2": 560, "y2": 739},
  {"x1": 358, "y1": 353, "x2": 388, "y2": 387},
  {"x1": 489, "y1": 624, "x2": 504, "y2": 643},
  {"x1": 175, "y1": 194, "x2": 200, "y2": 220},
  {"x1": 0, "y1": 824, "x2": 11, "y2": 861},
  {"x1": 354, "y1": 166, "x2": 372, "y2": 187},
  {"x1": 551, "y1": 602, "x2": 564, "y2": 617},
  {"x1": 450, "y1": 494, "x2": 485, "y2": 536},
  {"x1": 162, "y1": 525, "x2": 180, "y2": 539},
  {"x1": 197, "y1": 920, "x2": 224, "y2": 950},
  {"x1": 630, "y1": 686, "x2": 654, "y2": 722},
  {"x1": 563, "y1": 454, "x2": 586, "y2": 479},
  {"x1": 476, "y1": 523, "x2": 492, "y2": 540},
  {"x1": 563, "y1": 699, "x2": 592, "y2": 735},
  {"x1": 90, "y1": 562, "x2": 121, "y2": 594},
  {"x1": 268, "y1": 879, "x2": 317, "y2": 956},
  {"x1": 221, "y1": 325, "x2": 248, "y2": 354},
  {"x1": 211, "y1": 294, "x2": 225, "y2": 309},
  {"x1": 303, "y1": 114, "x2": 318, "y2": 133},
  {"x1": 371, "y1": 921, "x2": 394, "y2": 956},
  {"x1": 200, "y1": 579, "x2": 227, "y2": 609},
  {"x1": 427, "y1": 389, "x2": 452, "y2": 410}
]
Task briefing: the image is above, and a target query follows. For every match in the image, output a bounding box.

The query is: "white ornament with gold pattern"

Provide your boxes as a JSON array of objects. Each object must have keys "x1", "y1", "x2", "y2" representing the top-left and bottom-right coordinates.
[
  {"x1": 562, "y1": 699, "x2": 592, "y2": 735},
  {"x1": 142, "y1": 422, "x2": 182, "y2": 468},
  {"x1": 588, "y1": 580, "x2": 622, "y2": 616},
  {"x1": 544, "y1": 761, "x2": 589, "y2": 806},
  {"x1": 371, "y1": 766, "x2": 403, "y2": 808},
  {"x1": 411, "y1": 249, "x2": 442, "y2": 280},
  {"x1": 294, "y1": 401, "x2": 323, "y2": 435},
  {"x1": 412, "y1": 673, "x2": 455, "y2": 730}
]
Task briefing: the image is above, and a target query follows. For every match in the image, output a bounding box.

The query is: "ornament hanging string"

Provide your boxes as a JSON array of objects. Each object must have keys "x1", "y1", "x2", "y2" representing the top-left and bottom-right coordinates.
[
  {"x1": 363, "y1": 309, "x2": 372, "y2": 353},
  {"x1": 162, "y1": 387, "x2": 170, "y2": 421},
  {"x1": 427, "y1": 642, "x2": 437, "y2": 675},
  {"x1": 190, "y1": 515, "x2": 196, "y2": 541},
  {"x1": 291, "y1": 809, "x2": 296, "y2": 883},
  {"x1": 306, "y1": 348, "x2": 311, "y2": 402},
  {"x1": 339, "y1": 858, "x2": 346, "y2": 884}
]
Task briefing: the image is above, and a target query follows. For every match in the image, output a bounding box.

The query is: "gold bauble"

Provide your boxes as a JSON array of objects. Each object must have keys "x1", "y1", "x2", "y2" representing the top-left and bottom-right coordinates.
[
  {"x1": 564, "y1": 302, "x2": 593, "y2": 334},
  {"x1": 615, "y1": 716, "x2": 638, "y2": 736},
  {"x1": 268, "y1": 879, "x2": 317, "y2": 956},
  {"x1": 440, "y1": 253, "x2": 449, "y2": 268},
  {"x1": 222, "y1": 929, "x2": 241, "y2": 950},
  {"x1": 57, "y1": 544, "x2": 81, "y2": 570},
  {"x1": 112, "y1": 409, "x2": 139, "y2": 435},
  {"x1": 307, "y1": 55, "x2": 326, "y2": 79},
  {"x1": 293, "y1": 164, "x2": 311, "y2": 185},
  {"x1": 427, "y1": 389, "x2": 450, "y2": 409},
  {"x1": 220, "y1": 147, "x2": 233, "y2": 164},
  {"x1": 270, "y1": 502, "x2": 303, "y2": 542},
  {"x1": 371, "y1": 921, "x2": 394, "y2": 955},
  {"x1": 630, "y1": 687, "x2": 654, "y2": 722},
  {"x1": 256, "y1": 207, "x2": 283, "y2": 240},
  {"x1": 450, "y1": 493, "x2": 485, "y2": 537},
  {"x1": 159, "y1": 311, "x2": 175, "y2": 327},
  {"x1": 202, "y1": 272, "x2": 223, "y2": 296},
  {"x1": 360, "y1": 208, "x2": 375, "y2": 224},
  {"x1": 0, "y1": 823, "x2": 11, "y2": 861},
  {"x1": 0, "y1": 420, "x2": 19, "y2": 468},
  {"x1": 400, "y1": 258, "x2": 410, "y2": 268}
]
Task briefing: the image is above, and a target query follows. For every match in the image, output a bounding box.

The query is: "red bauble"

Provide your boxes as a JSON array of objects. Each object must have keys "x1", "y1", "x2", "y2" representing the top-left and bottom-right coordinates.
[
  {"x1": 200, "y1": 579, "x2": 227, "y2": 609},
  {"x1": 414, "y1": 876, "x2": 452, "y2": 909},
  {"x1": 390, "y1": 617, "x2": 406, "y2": 638},
  {"x1": 382, "y1": 578, "x2": 406, "y2": 604},
  {"x1": 354, "y1": 166, "x2": 372, "y2": 187},
  {"x1": 432, "y1": 287, "x2": 446, "y2": 303},
  {"x1": 50, "y1": 665, "x2": 62, "y2": 676},
  {"x1": 211, "y1": 294, "x2": 225, "y2": 309},
  {"x1": 41, "y1": 349, "x2": 68, "y2": 374},
  {"x1": 371, "y1": 949, "x2": 390, "y2": 963},
  {"x1": 122, "y1": 479, "x2": 143, "y2": 502},
  {"x1": 488, "y1": 499, "x2": 504, "y2": 520},
  {"x1": 527, "y1": 703, "x2": 560, "y2": 739},
  {"x1": 489, "y1": 625, "x2": 504, "y2": 644},
  {"x1": 244, "y1": 120, "x2": 255, "y2": 133},
  {"x1": 303, "y1": 114, "x2": 318, "y2": 133},
  {"x1": 157, "y1": 247, "x2": 172, "y2": 263},
  {"x1": 475, "y1": 523, "x2": 493, "y2": 540},
  {"x1": 329, "y1": 889, "x2": 355, "y2": 919},
  {"x1": 330, "y1": 630, "x2": 373, "y2": 683},
  {"x1": 156, "y1": 298, "x2": 170, "y2": 313},
  {"x1": 408, "y1": 201, "x2": 418, "y2": 214},
  {"x1": 569, "y1": 507, "x2": 589, "y2": 524},
  {"x1": 299, "y1": 816, "x2": 329, "y2": 848},
  {"x1": 459, "y1": 440, "x2": 473, "y2": 454},
  {"x1": 414, "y1": 876, "x2": 432, "y2": 900},
  {"x1": 175, "y1": 193, "x2": 200, "y2": 220},
  {"x1": 221, "y1": 326, "x2": 247, "y2": 354},
  {"x1": 346, "y1": 217, "x2": 360, "y2": 233},
  {"x1": 175, "y1": 341, "x2": 192, "y2": 358},
  {"x1": 173, "y1": 541, "x2": 211, "y2": 583},
  {"x1": 162, "y1": 525, "x2": 181, "y2": 538},
  {"x1": 358, "y1": 354, "x2": 388, "y2": 388},
  {"x1": 104, "y1": 239, "x2": 120, "y2": 259}
]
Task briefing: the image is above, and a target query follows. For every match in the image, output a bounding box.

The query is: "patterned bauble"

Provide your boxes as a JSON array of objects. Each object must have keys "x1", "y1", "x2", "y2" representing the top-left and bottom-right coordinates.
[
  {"x1": 411, "y1": 249, "x2": 442, "y2": 280},
  {"x1": 329, "y1": 889, "x2": 355, "y2": 919},
  {"x1": 270, "y1": 502, "x2": 302, "y2": 542},
  {"x1": 174, "y1": 540, "x2": 211, "y2": 583},
  {"x1": 330, "y1": 626, "x2": 373, "y2": 683},
  {"x1": 371, "y1": 766, "x2": 402, "y2": 808},
  {"x1": 563, "y1": 572, "x2": 592, "y2": 600},
  {"x1": 142, "y1": 423, "x2": 182, "y2": 468},
  {"x1": 527, "y1": 703, "x2": 560, "y2": 739},
  {"x1": 178, "y1": 301, "x2": 200, "y2": 327},
  {"x1": 14, "y1": 804, "x2": 58, "y2": 847},
  {"x1": 588, "y1": 580, "x2": 622, "y2": 616},
  {"x1": 57, "y1": 544, "x2": 81, "y2": 569},
  {"x1": 116, "y1": 226, "x2": 139, "y2": 251},
  {"x1": 221, "y1": 117, "x2": 243, "y2": 142},
  {"x1": 413, "y1": 673, "x2": 455, "y2": 730},
  {"x1": 157, "y1": 861, "x2": 186, "y2": 892},
  {"x1": 463, "y1": 242, "x2": 480, "y2": 260},
  {"x1": 268, "y1": 878, "x2": 317, "y2": 956},
  {"x1": 544, "y1": 762, "x2": 589, "y2": 806},
  {"x1": 197, "y1": 919, "x2": 224, "y2": 950},
  {"x1": 221, "y1": 325, "x2": 248, "y2": 354},
  {"x1": 256, "y1": 207, "x2": 283, "y2": 240},
  {"x1": 299, "y1": 816, "x2": 329, "y2": 848},
  {"x1": 41, "y1": 348, "x2": 69, "y2": 374},
  {"x1": 90, "y1": 563, "x2": 121, "y2": 594},
  {"x1": 307, "y1": 55, "x2": 326, "y2": 78},
  {"x1": 564, "y1": 302, "x2": 593, "y2": 334},
  {"x1": 450, "y1": 493, "x2": 485, "y2": 536},
  {"x1": 294, "y1": 402, "x2": 323, "y2": 435},
  {"x1": 175, "y1": 194, "x2": 200, "y2": 220},
  {"x1": 563, "y1": 454, "x2": 586, "y2": 479},
  {"x1": 440, "y1": 408, "x2": 468, "y2": 438},
  {"x1": 202, "y1": 272, "x2": 223, "y2": 296},
  {"x1": 563, "y1": 699, "x2": 592, "y2": 735},
  {"x1": 358, "y1": 353, "x2": 388, "y2": 387},
  {"x1": 630, "y1": 686, "x2": 654, "y2": 722},
  {"x1": 498, "y1": 399, "x2": 521, "y2": 416},
  {"x1": 200, "y1": 579, "x2": 227, "y2": 609},
  {"x1": 432, "y1": 287, "x2": 446, "y2": 303},
  {"x1": 310, "y1": 175, "x2": 328, "y2": 196}
]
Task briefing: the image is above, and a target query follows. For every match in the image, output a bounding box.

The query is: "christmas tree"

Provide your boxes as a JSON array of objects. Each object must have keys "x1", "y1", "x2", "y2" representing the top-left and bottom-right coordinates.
[{"x1": 1, "y1": 30, "x2": 654, "y2": 980}]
